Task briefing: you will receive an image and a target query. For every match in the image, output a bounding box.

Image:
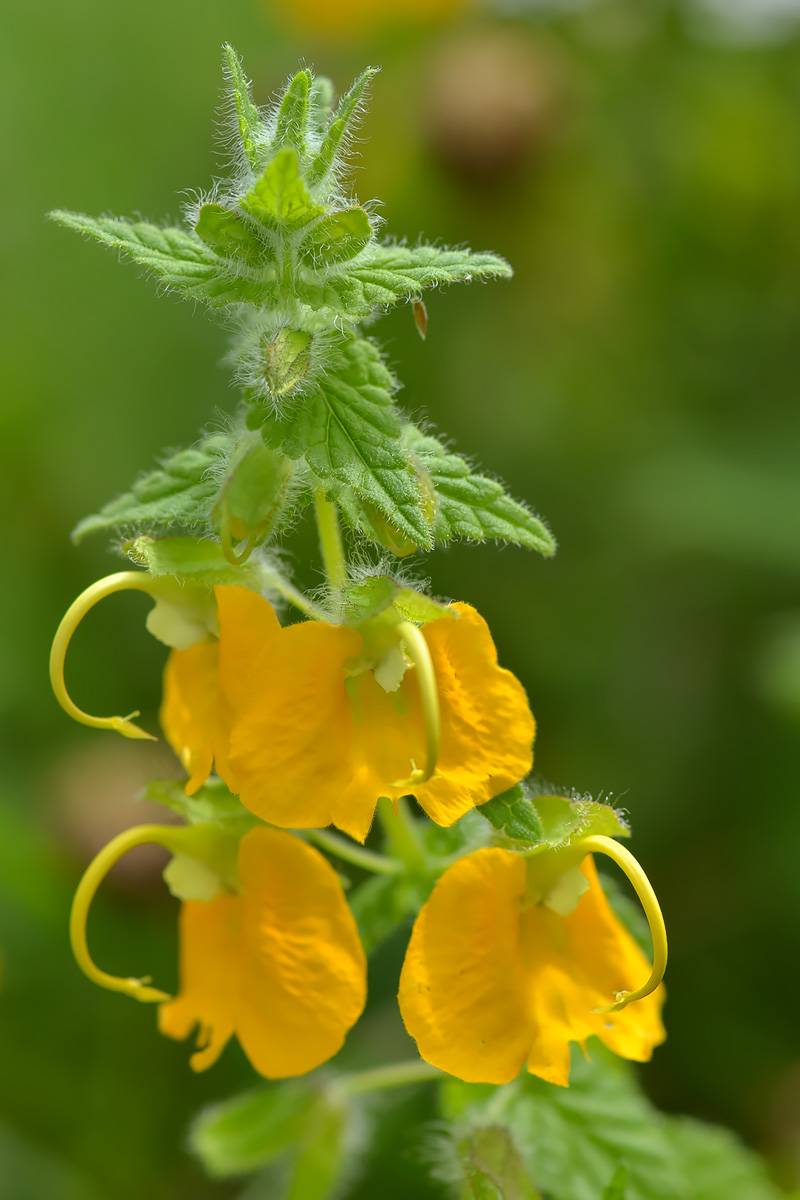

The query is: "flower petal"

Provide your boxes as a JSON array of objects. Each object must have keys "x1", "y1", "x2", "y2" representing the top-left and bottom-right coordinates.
[
  {"x1": 399, "y1": 848, "x2": 533, "y2": 1084},
  {"x1": 522, "y1": 856, "x2": 666, "y2": 1084},
  {"x1": 235, "y1": 827, "x2": 367, "y2": 1078},
  {"x1": 160, "y1": 640, "x2": 220, "y2": 794},
  {"x1": 158, "y1": 893, "x2": 239, "y2": 1071},
  {"x1": 221, "y1": 602, "x2": 373, "y2": 839},
  {"x1": 411, "y1": 604, "x2": 535, "y2": 826}
]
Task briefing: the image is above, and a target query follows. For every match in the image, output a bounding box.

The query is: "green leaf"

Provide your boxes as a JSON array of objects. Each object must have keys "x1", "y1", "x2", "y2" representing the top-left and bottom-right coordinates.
[
  {"x1": 48, "y1": 211, "x2": 269, "y2": 307},
  {"x1": 441, "y1": 1048, "x2": 784, "y2": 1200},
  {"x1": 124, "y1": 535, "x2": 265, "y2": 588},
  {"x1": 663, "y1": 1119, "x2": 783, "y2": 1200},
  {"x1": 190, "y1": 1082, "x2": 319, "y2": 1177},
  {"x1": 405, "y1": 426, "x2": 555, "y2": 555},
  {"x1": 307, "y1": 76, "x2": 335, "y2": 139},
  {"x1": 274, "y1": 69, "x2": 312, "y2": 154},
  {"x1": 72, "y1": 433, "x2": 233, "y2": 543},
  {"x1": 454, "y1": 1126, "x2": 543, "y2": 1200},
  {"x1": 477, "y1": 784, "x2": 543, "y2": 846},
  {"x1": 477, "y1": 783, "x2": 630, "y2": 852},
  {"x1": 307, "y1": 67, "x2": 379, "y2": 187},
  {"x1": 299, "y1": 208, "x2": 373, "y2": 269},
  {"x1": 274, "y1": 339, "x2": 432, "y2": 547},
  {"x1": 144, "y1": 778, "x2": 257, "y2": 831},
  {"x1": 296, "y1": 244, "x2": 512, "y2": 320},
  {"x1": 241, "y1": 149, "x2": 324, "y2": 231},
  {"x1": 194, "y1": 203, "x2": 272, "y2": 267},
  {"x1": 212, "y1": 434, "x2": 294, "y2": 542},
  {"x1": 223, "y1": 43, "x2": 263, "y2": 170},
  {"x1": 341, "y1": 574, "x2": 453, "y2": 625},
  {"x1": 603, "y1": 1166, "x2": 628, "y2": 1199},
  {"x1": 285, "y1": 1093, "x2": 349, "y2": 1200}
]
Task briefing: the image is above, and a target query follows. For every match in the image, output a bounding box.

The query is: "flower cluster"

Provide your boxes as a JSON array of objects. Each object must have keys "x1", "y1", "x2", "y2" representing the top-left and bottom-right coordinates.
[
  {"x1": 54, "y1": 564, "x2": 666, "y2": 1084},
  {"x1": 50, "y1": 50, "x2": 666, "y2": 1092}
]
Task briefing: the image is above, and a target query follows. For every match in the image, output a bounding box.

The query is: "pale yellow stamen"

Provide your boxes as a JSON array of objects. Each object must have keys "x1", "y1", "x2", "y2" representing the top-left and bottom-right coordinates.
[
  {"x1": 50, "y1": 572, "x2": 159, "y2": 739},
  {"x1": 70, "y1": 824, "x2": 182, "y2": 1003},
  {"x1": 392, "y1": 621, "x2": 441, "y2": 788},
  {"x1": 577, "y1": 834, "x2": 668, "y2": 1012}
]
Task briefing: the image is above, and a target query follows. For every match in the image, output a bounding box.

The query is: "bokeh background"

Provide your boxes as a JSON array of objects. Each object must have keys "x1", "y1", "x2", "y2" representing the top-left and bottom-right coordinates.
[{"x1": 2, "y1": 0, "x2": 800, "y2": 1195}]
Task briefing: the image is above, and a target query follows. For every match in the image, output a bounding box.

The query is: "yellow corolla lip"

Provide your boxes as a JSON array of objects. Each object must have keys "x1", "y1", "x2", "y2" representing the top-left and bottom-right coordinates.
[
  {"x1": 159, "y1": 826, "x2": 367, "y2": 1078},
  {"x1": 160, "y1": 585, "x2": 536, "y2": 843},
  {"x1": 398, "y1": 842, "x2": 666, "y2": 1087}
]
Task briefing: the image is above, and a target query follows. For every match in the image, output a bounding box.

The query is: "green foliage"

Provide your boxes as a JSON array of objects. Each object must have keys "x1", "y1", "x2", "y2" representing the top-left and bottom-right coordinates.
[
  {"x1": 268, "y1": 338, "x2": 433, "y2": 546},
  {"x1": 478, "y1": 783, "x2": 629, "y2": 852},
  {"x1": 241, "y1": 148, "x2": 325, "y2": 232},
  {"x1": 223, "y1": 43, "x2": 263, "y2": 170},
  {"x1": 306, "y1": 66, "x2": 379, "y2": 187},
  {"x1": 295, "y1": 245, "x2": 512, "y2": 322},
  {"x1": 212, "y1": 435, "x2": 294, "y2": 544},
  {"x1": 440, "y1": 1048, "x2": 783, "y2": 1200},
  {"x1": 274, "y1": 69, "x2": 312, "y2": 155},
  {"x1": 191, "y1": 1080, "x2": 356, "y2": 1200},
  {"x1": 299, "y1": 208, "x2": 373, "y2": 269},
  {"x1": 341, "y1": 574, "x2": 453, "y2": 625},
  {"x1": 124, "y1": 534, "x2": 266, "y2": 589},
  {"x1": 451, "y1": 1126, "x2": 543, "y2": 1200},
  {"x1": 71, "y1": 433, "x2": 233, "y2": 542},
  {"x1": 47, "y1": 211, "x2": 267, "y2": 307},
  {"x1": 603, "y1": 1166, "x2": 629, "y2": 1199},
  {"x1": 144, "y1": 778, "x2": 257, "y2": 833},
  {"x1": 194, "y1": 203, "x2": 272, "y2": 267},
  {"x1": 405, "y1": 426, "x2": 555, "y2": 555}
]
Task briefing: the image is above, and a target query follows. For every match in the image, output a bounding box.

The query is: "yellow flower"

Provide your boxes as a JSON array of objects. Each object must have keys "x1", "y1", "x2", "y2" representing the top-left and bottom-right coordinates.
[
  {"x1": 161, "y1": 584, "x2": 535, "y2": 843},
  {"x1": 398, "y1": 838, "x2": 666, "y2": 1086},
  {"x1": 71, "y1": 823, "x2": 367, "y2": 1078}
]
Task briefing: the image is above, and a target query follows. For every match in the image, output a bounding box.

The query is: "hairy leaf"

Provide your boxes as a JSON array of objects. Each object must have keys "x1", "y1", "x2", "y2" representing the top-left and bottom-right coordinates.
[
  {"x1": 405, "y1": 426, "x2": 555, "y2": 555},
  {"x1": 190, "y1": 1083, "x2": 319, "y2": 1177},
  {"x1": 274, "y1": 69, "x2": 312, "y2": 154},
  {"x1": 273, "y1": 339, "x2": 432, "y2": 546},
  {"x1": 297, "y1": 244, "x2": 512, "y2": 320},
  {"x1": 72, "y1": 433, "x2": 233, "y2": 543},
  {"x1": 299, "y1": 208, "x2": 373, "y2": 269},
  {"x1": 441, "y1": 1048, "x2": 783, "y2": 1200},
  {"x1": 223, "y1": 43, "x2": 263, "y2": 170},
  {"x1": 124, "y1": 535, "x2": 266, "y2": 588},
  {"x1": 144, "y1": 779, "x2": 257, "y2": 835},
  {"x1": 194, "y1": 203, "x2": 272, "y2": 267},
  {"x1": 341, "y1": 575, "x2": 452, "y2": 625},
  {"x1": 212, "y1": 434, "x2": 294, "y2": 543},
  {"x1": 48, "y1": 211, "x2": 268, "y2": 307},
  {"x1": 478, "y1": 784, "x2": 630, "y2": 852},
  {"x1": 307, "y1": 67, "x2": 379, "y2": 187},
  {"x1": 241, "y1": 148, "x2": 324, "y2": 231},
  {"x1": 454, "y1": 1126, "x2": 543, "y2": 1200}
]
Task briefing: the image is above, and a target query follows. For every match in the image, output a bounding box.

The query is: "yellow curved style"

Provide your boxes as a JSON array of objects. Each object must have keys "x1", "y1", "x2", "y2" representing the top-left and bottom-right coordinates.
[
  {"x1": 161, "y1": 584, "x2": 536, "y2": 842},
  {"x1": 70, "y1": 823, "x2": 182, "y2": 1002},
  {"x1": 398, "y1": 840, "x2": 667, "y2": 1087},
  {"x1": 50, "y1": 572, "x2": 160, "y2": 739}
]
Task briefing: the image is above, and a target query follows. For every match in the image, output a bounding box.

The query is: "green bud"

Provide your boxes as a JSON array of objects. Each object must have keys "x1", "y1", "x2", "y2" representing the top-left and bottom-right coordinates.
[{"x1": 263, "y1": 327, "x2": 314, "y2": 397}]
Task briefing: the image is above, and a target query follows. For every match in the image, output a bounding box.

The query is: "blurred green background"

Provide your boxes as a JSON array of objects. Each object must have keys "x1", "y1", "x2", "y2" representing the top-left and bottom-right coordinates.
[{"x1": 2, "y1": 0, "x2": 800, "y2": 1195}]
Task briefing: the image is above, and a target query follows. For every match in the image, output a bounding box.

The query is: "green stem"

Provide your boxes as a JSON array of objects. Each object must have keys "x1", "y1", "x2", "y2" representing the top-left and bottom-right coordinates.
[
  {"x1": 261, "y1": 568, "x2": 330, "y2": 621},
  {"x1": 314, "y1": 489, "x2": 347, "y2": 592},
  {"x1": 305, "y1": 828, "x2": 403, "y2": 875},
  {"x1": 338, "y1": 1059, "x2": 443, "y2": 1096},
  {"x1": 377, "y1": 796, "x2": 427, "y2": 873}
]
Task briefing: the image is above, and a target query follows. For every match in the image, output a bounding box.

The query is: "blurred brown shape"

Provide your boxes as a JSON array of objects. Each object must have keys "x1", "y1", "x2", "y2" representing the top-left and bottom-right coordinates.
[
  {"x1": 425, "y1": 28, "x2": 562, "y2": 183},
  {"x1": 44, "y1": 739, "x2": 183, "y2": 893}
]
